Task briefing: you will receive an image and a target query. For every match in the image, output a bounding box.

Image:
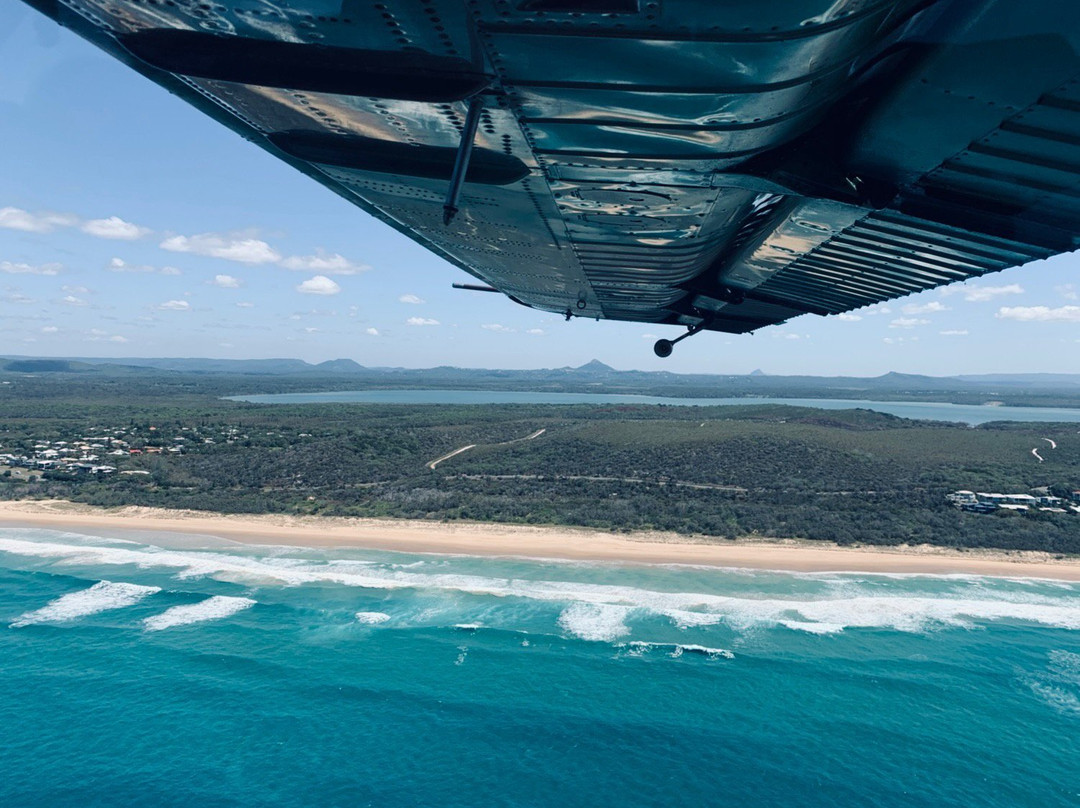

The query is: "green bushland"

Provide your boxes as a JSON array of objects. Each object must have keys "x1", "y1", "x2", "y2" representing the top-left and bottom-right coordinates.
[{"x1": 0, "y1": 374, "x2": 1077, "y2": 552}]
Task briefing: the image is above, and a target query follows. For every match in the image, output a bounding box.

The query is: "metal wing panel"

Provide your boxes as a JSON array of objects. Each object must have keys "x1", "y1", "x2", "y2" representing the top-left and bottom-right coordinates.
[
  {"x1": 752, "y1": 211, "x2": 1056, "y2": 315},
  {"x1": 18, "y1": 0, "x2": 1080, "y2": 347}
]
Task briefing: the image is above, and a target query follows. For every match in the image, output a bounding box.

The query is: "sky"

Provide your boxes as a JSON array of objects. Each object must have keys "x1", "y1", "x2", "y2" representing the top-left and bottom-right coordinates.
[{"x1": 1, "y1": 4, "x2": 1078, "y2": 376}]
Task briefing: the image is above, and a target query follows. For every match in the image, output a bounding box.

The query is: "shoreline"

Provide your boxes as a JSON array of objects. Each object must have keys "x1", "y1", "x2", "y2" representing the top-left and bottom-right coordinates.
[{"x1": 0, "y1": 499, "x2": 1078, "y2": 580}]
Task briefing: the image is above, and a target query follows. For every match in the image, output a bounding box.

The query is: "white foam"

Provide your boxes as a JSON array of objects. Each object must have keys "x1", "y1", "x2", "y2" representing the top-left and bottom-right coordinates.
[
  {"x1": 143, "y1": 595, "x2": 255, "y2": 631},
  {"x1": 625, "y1": 641, "x2": 734, "y2": 659},
  {"x1": 4, "y1": 535, "x2": 1080, "y2": 636},
  {"x1": 355, "y1": 611, "x2": 391, "y2": 625},
  {"x1": 1027, "y1": 681, "x2": 1080, "y2": 716},
  {"x1": 671, "y1": 643, "x2": 734, "y2": 659},
  {"x1": 11, "y1": 580, "x2": 160, "y2": 627},
  {"x1": 558, "y1": 603, "x2": 631, "y2": 642},
  {"x1": 1048, "y1": 649, "x2": 1080, "y2": 683},
  {"x1": 778, "y1": 620, "x2": 846, "y2": 635}
]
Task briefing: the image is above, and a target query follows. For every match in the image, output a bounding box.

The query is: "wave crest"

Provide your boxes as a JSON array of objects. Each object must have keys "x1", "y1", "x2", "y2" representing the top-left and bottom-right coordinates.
[
  {"x1": 11, "y1": 580, "x2": 160, "y2": 627},
  {"x1": 143, "y1": 595, "x2": 255, "y2": 631},
  {"x1": 355, "y1": 611, "x2": 391, "y2": 625}
]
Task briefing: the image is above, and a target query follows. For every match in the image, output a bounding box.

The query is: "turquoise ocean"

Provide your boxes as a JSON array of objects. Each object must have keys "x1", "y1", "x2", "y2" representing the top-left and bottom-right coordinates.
[{"x1": 2, "y1": 526, "x2": 1078, "y2": 807}]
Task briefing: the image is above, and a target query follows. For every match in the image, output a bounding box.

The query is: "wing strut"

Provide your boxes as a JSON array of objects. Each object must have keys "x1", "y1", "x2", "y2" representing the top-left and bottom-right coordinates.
[{"x1": 443, "y1": 97, "x2": 485, "y2": 226}]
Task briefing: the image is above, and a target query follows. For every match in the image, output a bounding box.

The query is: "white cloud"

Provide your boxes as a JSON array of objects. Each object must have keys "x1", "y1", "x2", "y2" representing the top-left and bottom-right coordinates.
[
  {"x1": 883, "y1": 336, "x2": 918, "y2": 344},
  {"x1": 365, "y1": 327, "x2": 380, "y2": 336},
  {"x1": 210, "y1": 274, "x2": 241, "y2": 289},
  {"x1": 481, "y1": 323, "x2": 515, "y2": 333},
  {"x1": 1056, "y1": 284, "x2": 1078, "y2": 301},
  {"x1": 280, "y1": 250, "x2": 368, "y2": 275},
  {"x1": 85, "y1": 329, "x2": 129, "y2": 343},
  {"x1": 108, "y1": 257, "x2": 181, "y2": 275},
  {"x1": 889, "y1": 317, "x2": 929, "y2": 329},
  {"x1": 398, "y1": 294, "x2": 425, "y2": 305},
  {"x1": 526, "y1": 328, "x2": 545, "y2": 336},
  {"x1": 62, "y1": 295, "x2": 87, "y2": 307},
  {"x1": 939, "y1": 329, "x2": 969, "y2": 336},
  {"x1": 62, "y1": 285, "x2": 90, "y2": 294},
  {"x1": 108, "y1": 257, "x2": 153, "y2": 273},
  {"x1": 157, "y1": 299, "x2": 190, "y2": 311},
  {"x1": 901, "y1": 301, "x2": 949, "y2": 315},
  {"x1": 160, "y1": 233, "x2": 281, "y2": 264},
  {"x1": 304, "y1": 327, "x2": 319, "y2": 333},
  {"x1": 81, "y1": 216, "x2": 149, "y2": 240},
  {"x1": 0, "y1": 206, "x2": 147, "y2": 240},
  {"x1": 836, "y1": 313, "x2": 862, "y2": 322},
  {"x1": 641, "y1": 333, "x2": 658, "y2": 339},
  {"x1": 1, "y1": 261, "x2": 61, "y2": 276},
  {"x1": 236, "y1": 301, "x2": 254, "y2": 308},
  {"x1": 0, "y1": 206, "x2": 76, "y2": 233},
  {"x1": 862, "y1": 305, "x2": 892, "y2": 316},
  {"x1": 5, "y1": 293, "x2": 34, "y2": 304},
  {"x1": 943, "y1": 283, "x2": 1024, "y2": 302},
  {"x1": 40, "y1": 326, "x2": 59, "y2": 334},
  {"x1": 296, "y1": 275, "x2": 341, "y2": 296},
  {"x1": 996, "y1": 305, "x2": 1080, "y2": 323},
  {"x1": 406, "y1": 317, "x2": 439, "y2": 326},
  {"x1": 771, "y1": 330, "x2": 805, "y2": 340}
]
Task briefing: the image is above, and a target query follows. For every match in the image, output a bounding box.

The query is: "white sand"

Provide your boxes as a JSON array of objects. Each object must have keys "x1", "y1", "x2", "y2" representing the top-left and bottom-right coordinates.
[{"x1": 0, "y1": 499, "x2": 1077, "y2": 580}]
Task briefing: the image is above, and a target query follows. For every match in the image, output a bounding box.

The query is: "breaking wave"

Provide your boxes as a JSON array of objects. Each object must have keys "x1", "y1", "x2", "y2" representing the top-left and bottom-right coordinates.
[
  {"x1": 558, "y1": 602, "x2": 631, "y2": 642},
  {"x1": 11, "y1": 580, "x2": 160, "y2": 627},
  {"x1": 3, "y1": 535, "x2": 1079, "y2": 636},
  {"x1": 621, "y1": 641, "x2": 734, "y2": 660},
  {"x1": 1024, "y1": 649, "x2": 1080, "y2": 716},
  {"x1": 143, "y1": 596, "x2": 255, "y2": 631},
  {"x1": 355, "y1": 611, "x2": 391, "y2": 625}
]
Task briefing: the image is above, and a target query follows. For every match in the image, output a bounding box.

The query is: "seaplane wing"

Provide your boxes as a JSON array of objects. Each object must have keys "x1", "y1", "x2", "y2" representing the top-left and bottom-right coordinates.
[{"x1": 22, "y1": 0, "x2": 1080, "y2": 355}]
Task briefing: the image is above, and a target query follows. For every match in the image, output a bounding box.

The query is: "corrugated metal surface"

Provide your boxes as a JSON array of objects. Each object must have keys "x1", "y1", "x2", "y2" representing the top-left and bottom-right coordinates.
[{"x1": 756, "y1": 211, "x2": 1055, "y2": 314}]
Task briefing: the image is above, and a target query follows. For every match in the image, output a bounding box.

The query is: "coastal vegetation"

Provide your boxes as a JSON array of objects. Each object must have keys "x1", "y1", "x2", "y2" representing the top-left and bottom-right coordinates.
[{"x1": 1, "y1": 373, "x2": 1078, "y2": 553}]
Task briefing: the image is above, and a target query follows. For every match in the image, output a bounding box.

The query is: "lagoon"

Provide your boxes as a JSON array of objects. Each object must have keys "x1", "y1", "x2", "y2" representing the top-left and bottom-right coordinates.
[{"x1": 227, "y1": 389, "x2": 1080, "y2": 425}]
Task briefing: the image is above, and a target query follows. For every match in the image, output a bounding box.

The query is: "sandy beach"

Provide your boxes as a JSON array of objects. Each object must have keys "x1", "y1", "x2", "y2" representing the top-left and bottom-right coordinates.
[{"x1": 0, "y1": 499, "x2": 1078, "y2": 580}]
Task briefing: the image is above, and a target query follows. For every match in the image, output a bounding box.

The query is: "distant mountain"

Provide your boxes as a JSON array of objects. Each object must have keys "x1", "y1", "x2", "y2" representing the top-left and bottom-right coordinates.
[
  {"x1": 315, "y1": 359, "x2": 365, "y2": 373},
  {"x1": 1, "y1": 359, "x2": 93, "y2": 373},
  {"x1": 576, "y1": 359, "x2": 615, "y2": 373},
  {"x1": 954, "y1": 373, "x2": 1080, "y2": 386},
  {"x1": 1, "y1": 356, "x2": 1078, "y2": 407},
  {"x1": 1, "y1": 356, "x2": 317, "y2": 375}
]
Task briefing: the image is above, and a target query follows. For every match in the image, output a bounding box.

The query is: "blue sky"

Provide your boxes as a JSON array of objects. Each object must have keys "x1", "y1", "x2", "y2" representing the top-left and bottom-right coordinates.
[{"x1": 1, "y1": 4, "x2": 1078, "y2": 375}]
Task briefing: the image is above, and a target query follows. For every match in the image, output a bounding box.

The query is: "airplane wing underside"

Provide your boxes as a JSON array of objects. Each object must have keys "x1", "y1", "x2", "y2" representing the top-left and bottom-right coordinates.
[{"x1": 22, "y1": 0, "x2": 1080, "y2": 348}]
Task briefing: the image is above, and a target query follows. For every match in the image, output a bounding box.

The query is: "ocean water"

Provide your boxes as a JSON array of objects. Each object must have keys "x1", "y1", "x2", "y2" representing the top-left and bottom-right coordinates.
[
  {"x1": 1, "y1": 528, "x2": 1078, "y2": 807},
  {"x1": 226, "y1": 389, "x2": 1080, "y2": 425}
]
